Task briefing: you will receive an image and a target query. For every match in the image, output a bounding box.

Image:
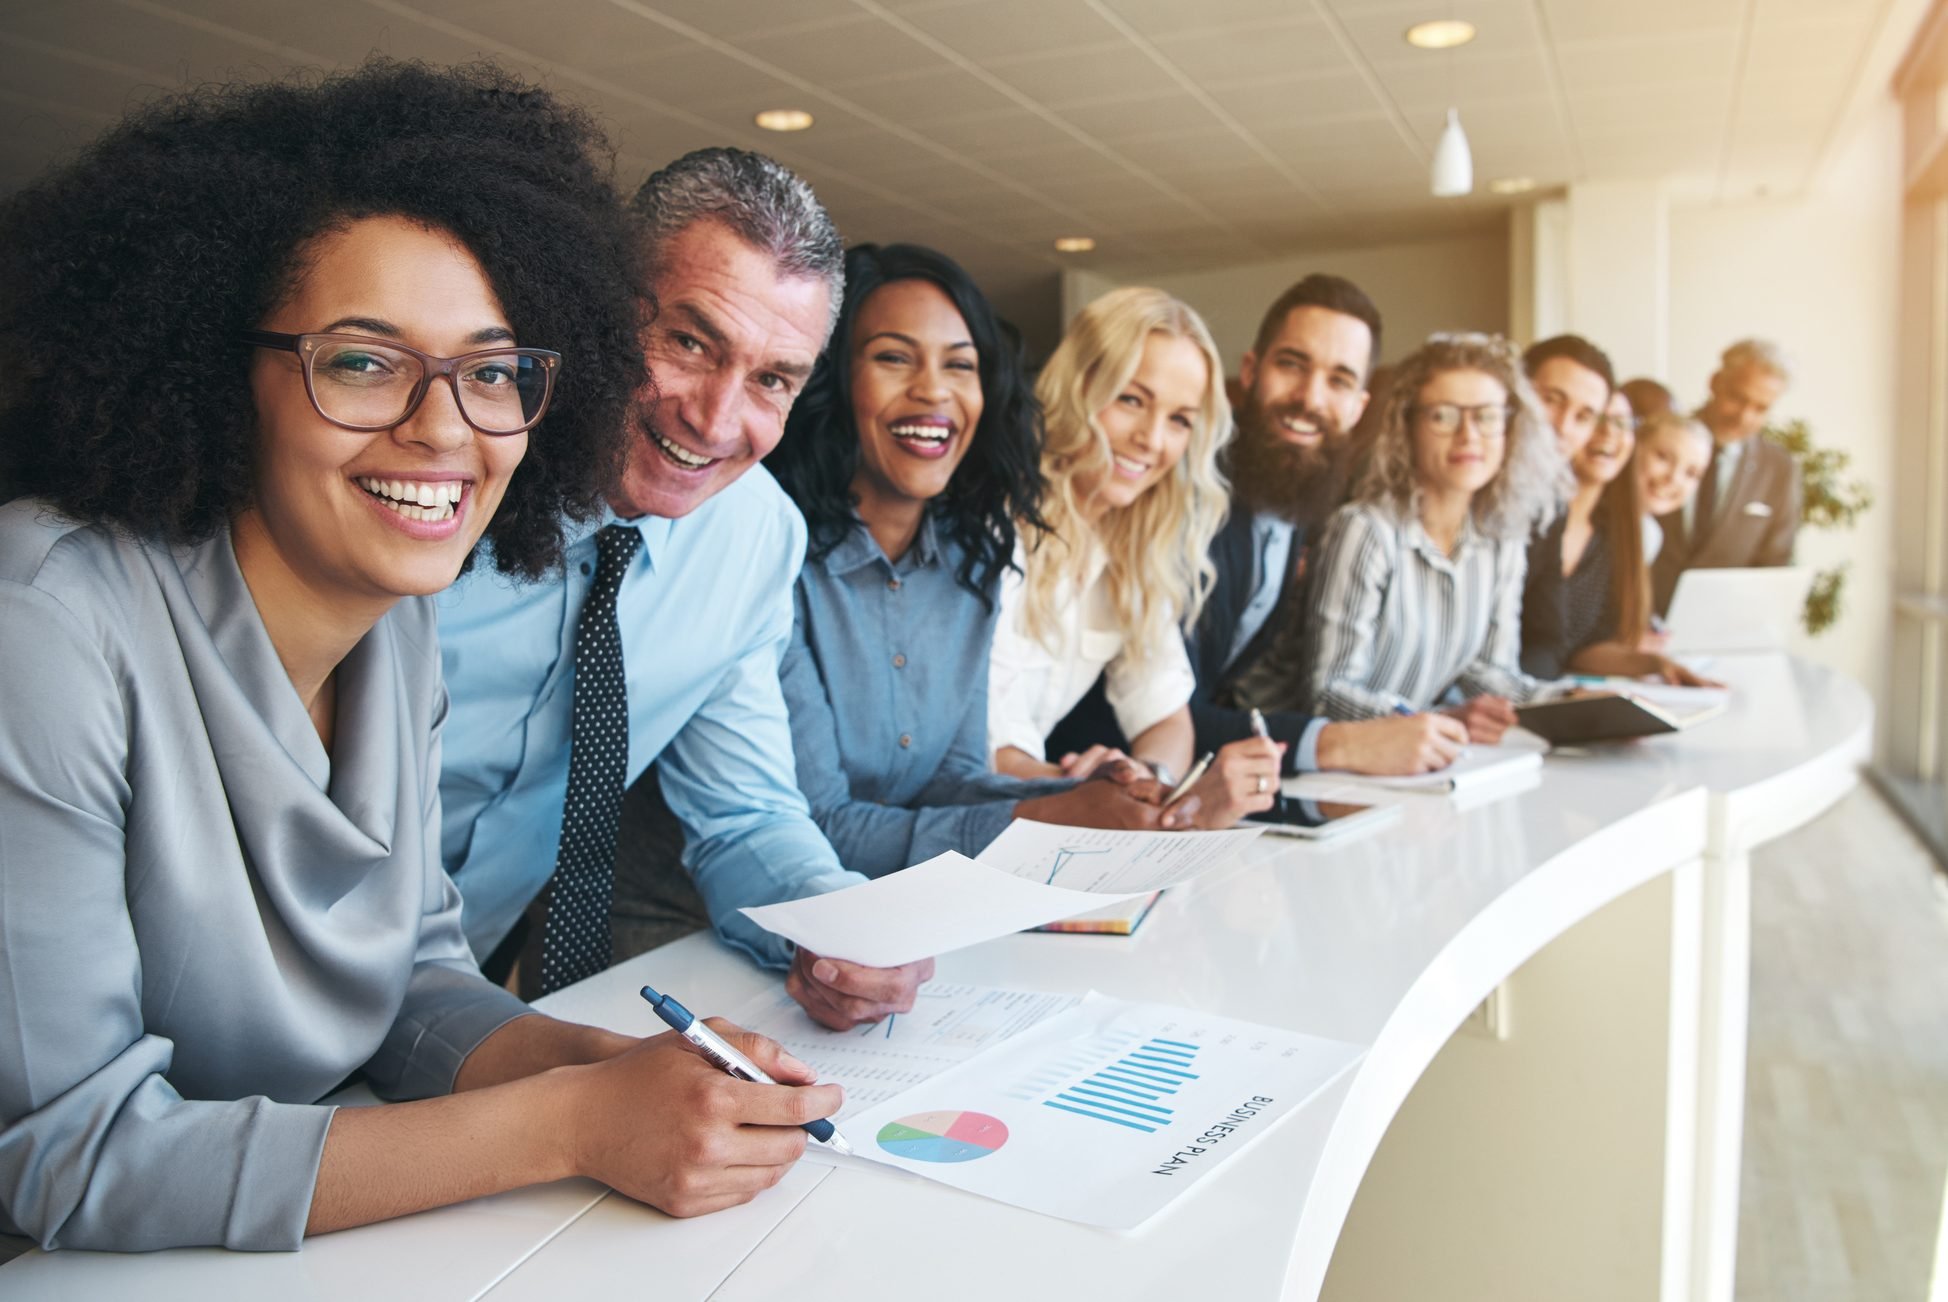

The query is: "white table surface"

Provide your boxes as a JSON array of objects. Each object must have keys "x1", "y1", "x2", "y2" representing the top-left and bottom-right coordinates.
[{"x1": 1, "y1": 653, "x2": 1872, "y2": 1301}]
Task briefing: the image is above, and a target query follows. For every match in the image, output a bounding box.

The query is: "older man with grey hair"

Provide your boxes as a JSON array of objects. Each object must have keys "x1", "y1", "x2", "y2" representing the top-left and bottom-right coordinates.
[
  {"x1": 1650, "y1": 337, "x2": 1802, "y2": 611},
  {"x1": 438, "y1": 148, "x2": 934, "y2": 1031}
]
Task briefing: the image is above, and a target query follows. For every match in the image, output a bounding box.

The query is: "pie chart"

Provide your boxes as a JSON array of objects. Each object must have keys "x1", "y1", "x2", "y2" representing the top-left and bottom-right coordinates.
[{"x1": 875, "y1": 1110, "x2": 1009, "y2": 1163}]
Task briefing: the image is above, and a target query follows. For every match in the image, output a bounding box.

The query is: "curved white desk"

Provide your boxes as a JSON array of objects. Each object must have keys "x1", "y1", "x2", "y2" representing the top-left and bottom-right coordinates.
[{"x1": 0, "y1": 653, "x2": 1871, "y2": 1301}]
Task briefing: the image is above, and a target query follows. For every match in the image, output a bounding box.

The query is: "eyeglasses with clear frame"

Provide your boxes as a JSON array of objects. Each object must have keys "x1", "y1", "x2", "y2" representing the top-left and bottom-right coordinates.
[
  {"x1": 1411, "y1": 401, "x2": 1512, "y2": 440},
  {"x1": 1599, "y1": 411, "x2": 1640, "y2": 435},
  {"x1": 241, "y1": 330, "x2": 561, "y2": 436}
]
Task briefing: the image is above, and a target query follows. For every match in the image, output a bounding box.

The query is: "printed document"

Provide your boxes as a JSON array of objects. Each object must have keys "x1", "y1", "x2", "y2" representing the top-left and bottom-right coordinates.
[
  {"x1": 814, "y1": 993, "x2": 1364, "y2": 1230},
  {"x1": 731, "y1": 980, "x2": 1084, "y2": 1116},
  {"x1": 974, "y1": 819, "x2": 1266, "y2": 892}
]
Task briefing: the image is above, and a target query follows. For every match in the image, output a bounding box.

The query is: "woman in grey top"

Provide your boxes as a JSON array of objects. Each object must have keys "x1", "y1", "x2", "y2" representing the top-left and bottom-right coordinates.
[
  {"x1": 1237, "y1": 334, "x2": 1566, "y2": 741},
  {"x1": 0, "y1": 63, "x2": 835, "y2": 1256}
]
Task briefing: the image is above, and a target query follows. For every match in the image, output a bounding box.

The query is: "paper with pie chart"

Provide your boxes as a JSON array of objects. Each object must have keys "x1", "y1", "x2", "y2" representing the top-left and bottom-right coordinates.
[{"x1": 819, "y1": 993, "x2": 1365, "y2": 1229}]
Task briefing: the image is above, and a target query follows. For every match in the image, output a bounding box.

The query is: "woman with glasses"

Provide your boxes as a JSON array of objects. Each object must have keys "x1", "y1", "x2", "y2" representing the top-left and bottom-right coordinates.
[
  {"x1": 987, "y1": 288, "x2": 1280, "y2": 826},
  {"x1": 1520, "y1": 388, "x2": 1717, "y2": 684},
  {"x1": 1239, "y1": 334, "x2": 1565, "y2": 742},
  {"x1": 0, "y1": 62, "x2": 830, "y2": 1256}
]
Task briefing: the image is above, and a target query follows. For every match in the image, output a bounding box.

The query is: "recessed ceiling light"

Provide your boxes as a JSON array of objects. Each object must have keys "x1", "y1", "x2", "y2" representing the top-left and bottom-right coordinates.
[
  {"x1": 1404, "y1": 19, "x2": 1477, "y2": 50},
  {"x1": 754, "y1": 108, "x2": 814, "y2": 132},
  {"x1": 1054, "y1": 236, "x2": 1096, "y2": 253},
  {"x1": 1489, "y1": 176, "x2": 1536, "y2": 195}
]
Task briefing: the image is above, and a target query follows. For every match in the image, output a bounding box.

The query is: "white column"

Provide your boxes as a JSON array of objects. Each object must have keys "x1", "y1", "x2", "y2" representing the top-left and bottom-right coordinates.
[{"x1": 1563, "y1": 180, "x2": 1671, "y2": 380}]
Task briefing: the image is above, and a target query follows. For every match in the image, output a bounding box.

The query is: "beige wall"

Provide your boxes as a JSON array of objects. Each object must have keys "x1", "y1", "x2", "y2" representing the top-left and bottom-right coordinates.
[
  {"x1": 1664, "y1": 99, "x2": 1902, "y2": 729},
  {"x1": 1061, "y1": 228, "x2": 1511, "y2": 375}
]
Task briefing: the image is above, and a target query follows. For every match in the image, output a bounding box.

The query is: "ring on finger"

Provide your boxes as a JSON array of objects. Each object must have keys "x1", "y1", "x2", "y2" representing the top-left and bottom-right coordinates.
[{"x1": 1255, "y1": 775, "x2": 1270, "y2": 794}]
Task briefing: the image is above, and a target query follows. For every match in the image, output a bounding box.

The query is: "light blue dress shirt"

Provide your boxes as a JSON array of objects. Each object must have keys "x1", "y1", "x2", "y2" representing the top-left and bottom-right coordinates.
[
  {"x1": 780, "y1": 518, "x2": 1060, "y2": 879},
  {"x1": 436, "y1": 468, "x2": 863, "y2": 968},
  {"x1": 1223, "y1": 512, "x2": 1297, "y2": 676}
]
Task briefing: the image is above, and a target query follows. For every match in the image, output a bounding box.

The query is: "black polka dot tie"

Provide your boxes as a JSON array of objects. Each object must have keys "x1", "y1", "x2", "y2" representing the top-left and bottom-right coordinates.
[{"x1": 537, "y1": 523, "x2": 640, "y2": 996}]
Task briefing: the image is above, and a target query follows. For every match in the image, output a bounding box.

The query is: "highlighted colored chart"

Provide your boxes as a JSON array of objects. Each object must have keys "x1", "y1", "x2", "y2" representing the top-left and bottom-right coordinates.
[
  {"x1": 1043, "y1": 1037, "x2": 1201, "y2": 1133},
  {"x1": 876, "y1": 1110, "x2": 1009, "y2": 1163}
]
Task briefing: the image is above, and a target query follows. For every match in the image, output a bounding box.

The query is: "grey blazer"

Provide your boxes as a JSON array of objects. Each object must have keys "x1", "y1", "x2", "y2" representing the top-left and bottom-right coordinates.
[
  {"x1": 0, "y1": 501, "x2": 531, "y2": 1252},
  {"x1": 1651, "y1": 433, "x2": 1802, "y2": 612}
]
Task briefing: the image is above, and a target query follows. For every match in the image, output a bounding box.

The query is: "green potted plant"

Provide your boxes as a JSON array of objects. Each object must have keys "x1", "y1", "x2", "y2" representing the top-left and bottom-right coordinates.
[{"x1": 1763, "y1": 418, "x2": 1873, "y2": 634}]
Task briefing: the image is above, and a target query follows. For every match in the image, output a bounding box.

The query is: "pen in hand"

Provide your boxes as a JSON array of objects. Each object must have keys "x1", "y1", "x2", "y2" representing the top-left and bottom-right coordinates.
[
  {"x1": 639, "y1": 984, "x2": 854, "y2": 1156},
  {"x1": 1162, "y1": 751, "x2": 1214, "y2": 809}
]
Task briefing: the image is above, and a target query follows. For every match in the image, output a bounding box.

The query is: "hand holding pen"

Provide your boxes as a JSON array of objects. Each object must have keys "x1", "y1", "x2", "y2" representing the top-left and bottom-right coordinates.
[
  {"x1": 551, "y1": 1003, "x2": 842, "y2": 1218},
  {"x1": 642, "y1": 984, "x2": 855, "y2": 1156}
]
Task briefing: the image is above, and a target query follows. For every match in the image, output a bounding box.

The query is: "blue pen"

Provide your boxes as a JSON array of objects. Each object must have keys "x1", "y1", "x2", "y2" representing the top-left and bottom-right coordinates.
[
  {"x1": 639, "y1": 984, "x2": 853, "y2": 1156},
  {"x1": 1393, "y1": 703, "x2": 1417, "y2": 717}
]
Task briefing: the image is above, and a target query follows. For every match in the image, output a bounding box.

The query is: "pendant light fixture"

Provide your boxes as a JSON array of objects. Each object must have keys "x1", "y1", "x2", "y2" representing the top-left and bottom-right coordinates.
[
  {"x1": 1431, "y1": 108, "x2": 1473, "y2": 197},
  {"x1": 1406, "y1": 13, "x2": 1476, "y2": 197}
]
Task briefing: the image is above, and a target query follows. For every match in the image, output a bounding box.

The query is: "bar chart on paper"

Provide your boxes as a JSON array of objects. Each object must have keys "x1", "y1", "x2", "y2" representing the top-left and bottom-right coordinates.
[
  {"x1": 835, "y1": 996, "x2": 1365, "y2": 1228},
  {"x1": 1040, "y1": 1037, "x2": 1201, "y2": 1133}
]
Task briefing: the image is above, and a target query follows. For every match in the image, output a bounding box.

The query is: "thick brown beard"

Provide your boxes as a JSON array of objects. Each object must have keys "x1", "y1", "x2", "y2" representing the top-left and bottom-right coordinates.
[{"x1": 1227, "y1": 416, "x2": 1343, "y2": 527}]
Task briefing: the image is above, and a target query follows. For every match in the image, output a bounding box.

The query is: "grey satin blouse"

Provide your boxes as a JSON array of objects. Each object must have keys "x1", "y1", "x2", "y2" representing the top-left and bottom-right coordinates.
[{"x1": 0, "y1": 500, "x2": 532, "y2": 1252}]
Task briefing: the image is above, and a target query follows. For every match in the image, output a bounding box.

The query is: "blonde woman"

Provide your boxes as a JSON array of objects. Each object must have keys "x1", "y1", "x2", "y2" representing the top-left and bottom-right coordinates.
[
  {"x1": 1240, "y1": 333, "x2": 1567, "y2": 743},
  {"x1": 988, "y1": 288, "x2": 1280, "y2": 826}
]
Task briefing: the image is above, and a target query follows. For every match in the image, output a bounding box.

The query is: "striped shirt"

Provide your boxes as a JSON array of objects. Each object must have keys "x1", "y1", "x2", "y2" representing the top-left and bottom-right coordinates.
[{"x1": 1271, "y1": 500, "x2": 1546, "y2": 719}]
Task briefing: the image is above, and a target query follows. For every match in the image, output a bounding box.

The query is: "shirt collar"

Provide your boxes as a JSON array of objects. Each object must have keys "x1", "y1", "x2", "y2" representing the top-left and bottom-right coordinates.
[
  {"x1": 822, "y1": 513, "x2": 943, "y2": 578},
  {"x1": 1405, "y1": 509, "x2": 1482, "y2": 568},
  {"x1": 566, "y1": 506, "x2": 672, "y2": 573}
]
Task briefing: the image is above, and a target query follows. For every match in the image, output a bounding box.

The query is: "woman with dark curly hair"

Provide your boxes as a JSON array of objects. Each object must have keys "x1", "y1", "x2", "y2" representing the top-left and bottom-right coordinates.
[
  {"x1": 766, "y1": 244, "x2": 1183, "y2": 878},
  {"x1": 0, "y1": 61, "x2": 833, "y2": 1256}
]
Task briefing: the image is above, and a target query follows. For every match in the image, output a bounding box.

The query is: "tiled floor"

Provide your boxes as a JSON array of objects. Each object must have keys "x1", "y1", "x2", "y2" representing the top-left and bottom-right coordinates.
[{"x1": 1737, "y1": 786, "x2": 1948, "y2": 1300}]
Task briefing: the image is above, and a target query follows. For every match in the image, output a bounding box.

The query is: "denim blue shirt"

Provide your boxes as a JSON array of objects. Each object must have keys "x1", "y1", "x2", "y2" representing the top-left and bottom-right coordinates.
[
  {"x1": 781, "y1": 518, "x2": 1058, "y2": 879},
  {"x1": 435, "y1": 468, "x2": 861, "y2": 969}
]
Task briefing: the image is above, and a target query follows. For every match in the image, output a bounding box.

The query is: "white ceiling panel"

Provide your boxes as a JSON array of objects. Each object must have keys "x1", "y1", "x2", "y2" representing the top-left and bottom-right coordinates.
[
  {"x1": 984, "y1": 41, "x2": 1165, "y2": 103},
  {"x1": 1146, "y1": 15, "x2": 1348, "y2": 83},
  {"x1": 891, "y1": 0, "x2": 1125, "y2": 63},
  {"x1": 1206, "y1": 69, "x2": 1386, "y2": 122},
  {"x1": 0, "y1": 0, "x2": 1909, "y2": 349},
  {"x1": 1334, "y1": 0, "x2": 1543, "y2": 66},
  {"x1": 1102, "y1": 0, "x2": 1311, "y2": 41},
  {"x1": 1540, "y1": 0, "x2": 1747, "y2": 43},
  {"x1": 1048, "y1": 89, "x2": 1218, "y2": 141},
  {"x1": 1554, "y1": 29, "x2": 1746, "y2": 91}
]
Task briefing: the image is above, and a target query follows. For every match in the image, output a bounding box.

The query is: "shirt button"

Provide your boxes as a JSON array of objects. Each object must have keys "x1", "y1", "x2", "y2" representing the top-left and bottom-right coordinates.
[
  {"x1": 579, "y1": 561, "x2": 593, "y2": 576},
  {"x1": 887, "y1": 577, "x2": 901, "y2": 591},
  {"x1": 899, "y1": 733, "x2": 912, "y2": 748},
  {"x1": 892, "y1": 653, "x2": 906, "y2": 669}
]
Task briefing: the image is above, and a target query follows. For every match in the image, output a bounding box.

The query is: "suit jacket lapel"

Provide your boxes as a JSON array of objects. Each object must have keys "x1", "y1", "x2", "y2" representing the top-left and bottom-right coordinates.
[{"x1": 1697, "y1": 436, "x2": 1761, "y2": 560}]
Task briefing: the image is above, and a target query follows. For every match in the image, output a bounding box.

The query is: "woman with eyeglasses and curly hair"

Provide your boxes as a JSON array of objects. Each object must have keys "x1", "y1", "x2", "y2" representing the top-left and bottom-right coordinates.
[
  {"x1": 1238, "y1": 333, "x2": 1568, "y2": 744},
  {"x1": 987, "y1": 287, "x2": 1280, "y2": 827},
  {"x1": 0, "y1": 61, "x2": 831, "y2": 1257}
]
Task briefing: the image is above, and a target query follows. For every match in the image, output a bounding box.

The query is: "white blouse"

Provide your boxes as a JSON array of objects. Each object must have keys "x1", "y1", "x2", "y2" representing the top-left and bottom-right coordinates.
[{"x1": 987, "y1": 542, "x2": 1197, "y2": 763}]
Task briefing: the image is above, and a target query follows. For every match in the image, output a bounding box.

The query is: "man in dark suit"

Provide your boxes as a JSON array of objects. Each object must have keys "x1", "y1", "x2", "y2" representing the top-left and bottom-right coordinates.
[
  {"x1": 1047, "y1": 274, "x2": 1467, "y2": 777},
  {"x1": 1651, "y1": 338, "x2": 1801, "y2": 612}
]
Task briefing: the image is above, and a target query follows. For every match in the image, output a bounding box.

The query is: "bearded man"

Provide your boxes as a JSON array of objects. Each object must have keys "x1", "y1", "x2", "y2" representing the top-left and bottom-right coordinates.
[{"x1": 1047, "y1": 275, "x2": 1467, "y2": 778}]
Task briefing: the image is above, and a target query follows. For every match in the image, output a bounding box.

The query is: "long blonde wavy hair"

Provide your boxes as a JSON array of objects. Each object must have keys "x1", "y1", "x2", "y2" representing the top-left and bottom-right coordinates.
[
  {"x1": 1354, "y1": 331, "x2": 1568, "y2": 541},
  {"x1": 1019, "y1": 287, "x2": 1232, "y2": 664}
]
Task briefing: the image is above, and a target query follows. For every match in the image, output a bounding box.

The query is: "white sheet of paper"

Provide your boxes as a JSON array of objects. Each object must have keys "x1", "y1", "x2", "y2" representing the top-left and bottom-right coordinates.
[
  {"x1": 730, "y1": 981, "x2": 1085, "y2": 1118},
  {"x1": 1326, "y1": 741, "x2": 1545, "y2": 792},
  {"x1": 737, "y1": 852, "x2": 1145, "y2": 968},
  {"x1": 973, "y1": 819, "x2": 1267, "y2": 892},
  {"x1": 815, "y1": 993, "x2": 1364, "y2": 1230},
  {"x1": 1615, "y1": 681, "x2": 1733, "y2": 713}
]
